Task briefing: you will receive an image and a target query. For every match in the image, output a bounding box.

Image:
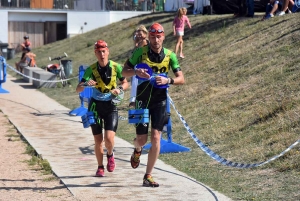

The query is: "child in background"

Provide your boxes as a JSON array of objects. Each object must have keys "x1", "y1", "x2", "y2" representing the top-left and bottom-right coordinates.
[{"x1": 173, "y1": 7, "x2": 191, "y2": 59}]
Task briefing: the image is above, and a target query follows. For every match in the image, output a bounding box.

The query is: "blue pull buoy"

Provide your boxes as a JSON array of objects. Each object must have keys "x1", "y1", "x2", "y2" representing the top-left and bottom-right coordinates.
[
  {"x1": 128, "y1": 109, "x2": 149, "y2": 124},
  {"x1": 81, "y1": 111, "x2": 96, "y2": 128},
  {"x1": 86, "y1": 111, "x2": 96, "y2": 125},
  {"x1": 81, "y1": 114, "x2": 90, "y2": 128}
]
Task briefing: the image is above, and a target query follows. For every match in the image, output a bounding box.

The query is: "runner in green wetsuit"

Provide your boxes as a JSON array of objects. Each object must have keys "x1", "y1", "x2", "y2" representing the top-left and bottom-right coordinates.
[
  {"x1": 122, "y1": 23, "x2": 185, "y2": 187},
  {"x1": 76, "y1": 40, "x2": 128, "y2": 177}
]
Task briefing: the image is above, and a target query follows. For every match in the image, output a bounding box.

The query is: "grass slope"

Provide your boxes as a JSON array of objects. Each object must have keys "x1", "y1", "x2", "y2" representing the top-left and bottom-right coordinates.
[{"x1": 7, "y1": 12, "x2": 300, "y2": 200}]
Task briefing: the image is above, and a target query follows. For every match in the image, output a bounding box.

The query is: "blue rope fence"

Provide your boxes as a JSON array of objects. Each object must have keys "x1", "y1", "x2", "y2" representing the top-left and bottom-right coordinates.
[{"x1": 168, "y1": 94, "x2": 300, "y2": 168}]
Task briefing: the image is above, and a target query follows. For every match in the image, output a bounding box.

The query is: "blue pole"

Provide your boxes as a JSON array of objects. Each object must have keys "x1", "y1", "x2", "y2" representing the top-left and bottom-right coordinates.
[
  {"x1": 143, "y1": 89, "x2": 190, "y2": 153},
  {"x1": 0, "y1": 56, "x2": 9, "y2": 94},
  {"x1": 166, "y1": 90, "x2": 172, "y2": 143},
  {"x1": 69, "y1": 65, "x2": 89, "y2": 116}
]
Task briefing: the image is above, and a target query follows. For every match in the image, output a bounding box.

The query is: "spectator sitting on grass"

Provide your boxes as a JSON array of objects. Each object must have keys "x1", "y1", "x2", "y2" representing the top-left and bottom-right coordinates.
[
  {"x1": 262, "y1": 0, "x2": 283, "y2": 20},
  {"x1": 291, "y1": 0, "x2": 300, "y2": 12},
  {"x1": 277, "y1": 0, "x2": 294, "y2": 16}
]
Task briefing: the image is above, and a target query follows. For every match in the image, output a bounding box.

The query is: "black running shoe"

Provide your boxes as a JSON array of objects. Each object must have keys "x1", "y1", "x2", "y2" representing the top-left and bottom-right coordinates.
[
  {"x1": 143, "y1": 174, "x2": 159, "y2": 187},
  {"x1": 130, "y1": 148, "x2": 142, "y2": 169}
]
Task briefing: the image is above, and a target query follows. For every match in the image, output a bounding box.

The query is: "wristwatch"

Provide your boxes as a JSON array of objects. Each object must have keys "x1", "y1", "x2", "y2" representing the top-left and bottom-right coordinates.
[{"x1": 168, "y1": 78, "x2": 174, "y2": 84}]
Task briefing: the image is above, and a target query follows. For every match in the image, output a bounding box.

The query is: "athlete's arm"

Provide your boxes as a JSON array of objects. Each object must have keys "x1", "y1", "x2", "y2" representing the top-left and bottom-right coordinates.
[
  {"x1": 122, "y1": 48, "x2": 150, "y2": 79},
  {"x1": 169, "y1": 52, "x2": 185, "y2": 85},
  {"x1": 111, "y1": 77, "x2": 129, "y2": 95},
  {"x1": 76, "y1": 79, "x2": 97, "y2": 93},
  {"x1": 172, "y1": 71, "x2": 185, "y2": 85},
  {"x1": 122, "y1": 57, "x2": 150, "y2": 79},
  {"x1": 119, "y1": 78, "x2": 129, "y2": 91},
  {"x1": 122, "y1": 59, "x2": 135, "y2": 77},
  {"x1": 76, "y1": 82, "x2": 85, "y2": 93},
  {"x1": 76, "y1": 67, "x2": 96, "y2": 93}
]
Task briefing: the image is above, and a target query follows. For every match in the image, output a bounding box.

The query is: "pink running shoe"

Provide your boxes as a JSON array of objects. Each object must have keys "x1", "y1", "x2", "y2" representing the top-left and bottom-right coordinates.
[
  {"x1": 107, "y1": 153, "x2": 116, "y2": 172},
  {"x1": 95, "y1": 166, "x2": 104, "y2": 177}
]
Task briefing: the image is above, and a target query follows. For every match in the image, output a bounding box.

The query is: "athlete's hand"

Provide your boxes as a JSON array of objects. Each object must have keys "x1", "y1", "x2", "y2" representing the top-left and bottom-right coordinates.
[
  {"x1": 111, "y1": 88, "x2": 121, "y2": 95},
  {"x1": 84, "y1": 79, "x2": 97, "y2": 86},
  {"x1": 136, "y1": 68, "x2": 151, "y2": 79},
  {"x1": 155, "y1": 76, "x2": 169, "y2": 85}
]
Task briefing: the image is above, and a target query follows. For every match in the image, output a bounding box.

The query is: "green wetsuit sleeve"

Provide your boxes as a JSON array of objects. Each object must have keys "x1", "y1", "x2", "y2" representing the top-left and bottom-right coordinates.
[
  {"x1": 169, "y1": 51, "x2": 180, "y2": 72},
  {"x1": 81, "y1": 67, "x2": 93, "y2": 82},
  {"x1": 116, "y1": 63, "x2": 125, "y2": 80},
  {"x1": 128, "y1": 47, "x2": 143, "y2": 67}
]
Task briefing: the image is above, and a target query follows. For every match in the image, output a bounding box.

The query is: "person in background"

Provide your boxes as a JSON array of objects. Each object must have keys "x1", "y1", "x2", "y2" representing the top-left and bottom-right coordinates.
[
  {"x1": 15, "y1": 47, "x2": 35, "y2": 73},
  {"x1": 122, "y1": 23, "x2": 185, "y2": 187},
  {"x1": 133, "y1": 29, "x2": 140, "y2": 49},
  {"x1": 21, "y1": 36, "x2": 31, "y2": 58},
  {"x1": 129, "y1": 25, "x2": 150, "y2": 108},
  {"x1": 76, "y1": 40, "x2": 128, "y2": 177},
  {"x1": 152, "y1": 0, "x2": 156, "y2": 12},
  {"x1": 136, "y1": 25, "x2": 149, "y2": 48},
  {"x1": 15, "y1": 35, "x2": 32, "y2": 72},
  {"x1": 246, "y1": 0, "x2": 254, "y2": 17},
  {"x1": 262, "y1": 0, "x2": 283, "y2": 20},
  {"x1": 234, "y1": 0, "x2": 247, "y2": 17},
  {"x1": 291, "y1": 0, "x2": 300, "y2": 13},
  {"x1": 173, "y1": 7, "x2": 192, "y2": 59},
  {"x1": 278, "y1": 0, "x2": 294, "y2": 16}
]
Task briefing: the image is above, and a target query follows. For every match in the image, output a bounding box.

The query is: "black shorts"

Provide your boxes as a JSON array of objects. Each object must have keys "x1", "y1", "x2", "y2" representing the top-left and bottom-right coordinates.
[
  {"x1": 88, "y1": 98, "x2": 118, "y2": 135},
  {"x1": 135, "y1": 99, "x2": 169, "y2": 135}
]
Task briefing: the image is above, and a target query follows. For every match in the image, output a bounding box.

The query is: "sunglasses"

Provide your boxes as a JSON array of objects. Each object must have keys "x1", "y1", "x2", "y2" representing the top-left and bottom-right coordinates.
[{"x1": 149, "y1": 29, "x2": 164, "y2": 34}]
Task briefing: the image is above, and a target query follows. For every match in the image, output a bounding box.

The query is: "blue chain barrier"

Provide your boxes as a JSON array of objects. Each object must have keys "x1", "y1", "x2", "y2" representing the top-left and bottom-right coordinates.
[
  {"x1": 168, "y1": 94, "x2": 300, "y2": 168},
  {"x1": 6, "y1": 64, "x2": 77, "y2": 82}
]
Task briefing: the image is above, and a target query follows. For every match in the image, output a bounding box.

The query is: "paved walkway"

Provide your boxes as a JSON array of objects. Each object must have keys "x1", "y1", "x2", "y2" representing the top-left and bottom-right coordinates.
[{"x1": 0, "y1": 75, "x2": 232, "y2": 201}]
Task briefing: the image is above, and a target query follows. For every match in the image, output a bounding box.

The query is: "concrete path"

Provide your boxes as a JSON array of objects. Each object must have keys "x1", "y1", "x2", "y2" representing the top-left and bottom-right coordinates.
[{"x1": 0, "y1": 75, "x2": 232, "y2": 201}]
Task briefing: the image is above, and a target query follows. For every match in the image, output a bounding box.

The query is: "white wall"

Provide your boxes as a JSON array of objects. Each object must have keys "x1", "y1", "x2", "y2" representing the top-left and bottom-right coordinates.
[
  {"x1": 67, "y1": 11, "x2": 110, "y2": 36},
  {"x1": 109, "y1": 11, "x2": 149, "y2": 24},
  {"x1": 67, "y1": 11, "x2": 150, "y2": 37},
  {"x1": 0, "y1": 11, "x2": 8, "y2": 44}
]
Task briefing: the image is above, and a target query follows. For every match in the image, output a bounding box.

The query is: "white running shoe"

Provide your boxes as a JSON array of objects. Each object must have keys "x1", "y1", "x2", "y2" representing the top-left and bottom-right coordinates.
[{"x1": 278, "y1": 11, "x2": 285, "y2": 16}]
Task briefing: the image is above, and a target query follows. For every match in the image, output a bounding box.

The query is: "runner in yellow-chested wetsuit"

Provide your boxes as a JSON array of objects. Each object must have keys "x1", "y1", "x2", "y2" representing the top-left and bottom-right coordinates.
[
  {"x1": 76, "y1": 40, "x2": 128, "y2": 177},
  {"x1": 122, "y1": 23, "x2": 185, "y2": 187}
]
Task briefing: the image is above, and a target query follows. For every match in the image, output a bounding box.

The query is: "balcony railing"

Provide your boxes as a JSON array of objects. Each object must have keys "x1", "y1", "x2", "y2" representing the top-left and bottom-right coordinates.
[
  {"x1": 0, "y1": 0, "x2": 73, "y2": 9},
  {"x1": 0, "y1": 0, "x2": 164, "y2": 11}
]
